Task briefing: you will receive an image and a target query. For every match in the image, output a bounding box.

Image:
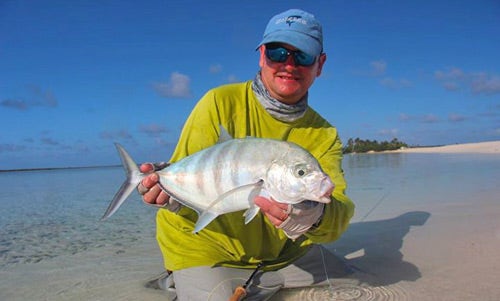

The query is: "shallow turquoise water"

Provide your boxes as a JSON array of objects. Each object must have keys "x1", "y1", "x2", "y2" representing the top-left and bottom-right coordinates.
[
  {"x1": 1, "y1": 153, "x2": 499, "y2": 269},
  {"x1": 344, "y1": 153, "x2": 499, "y2": 220},
  {"x1": 0, "y1": 167, "x2": 157, "y2": 268}
]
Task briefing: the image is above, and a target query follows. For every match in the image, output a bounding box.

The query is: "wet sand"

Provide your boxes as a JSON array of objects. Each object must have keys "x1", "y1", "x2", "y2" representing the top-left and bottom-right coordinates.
[{"x1": 2, "y1": 195, "x2": 499, "y2": 301}]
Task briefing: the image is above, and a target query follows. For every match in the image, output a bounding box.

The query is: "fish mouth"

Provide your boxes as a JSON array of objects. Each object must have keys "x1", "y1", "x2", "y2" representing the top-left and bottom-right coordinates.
[{"x1": 317, "y1": 177, "x2": 334, "y2": 203}]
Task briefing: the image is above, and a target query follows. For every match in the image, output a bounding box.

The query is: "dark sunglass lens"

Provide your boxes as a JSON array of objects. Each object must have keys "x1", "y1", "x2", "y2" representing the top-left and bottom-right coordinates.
[
  {"x1": 266, "y1": 47, "x2": 288, "y2": 62},
  {"x1": 266, "y1": 46, "x2": 316, "y2": 66},
  {"x1": 294, "y1": 52, "x2": 315, "y2": 66}
]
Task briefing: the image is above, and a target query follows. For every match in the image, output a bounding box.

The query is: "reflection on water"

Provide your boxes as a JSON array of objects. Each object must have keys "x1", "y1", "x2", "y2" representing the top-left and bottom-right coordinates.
[
  {"x1": 345, "y1": 153, "x2": 406, "y2": 170},
  {"x1": 344, "y1": 153, "x2": 500, "y2": 208}
]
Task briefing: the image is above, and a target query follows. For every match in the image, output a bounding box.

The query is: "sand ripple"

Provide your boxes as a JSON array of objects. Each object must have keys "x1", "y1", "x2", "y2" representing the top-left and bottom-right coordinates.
[{"x1": 276, "y1": 281, "x2": 410, "y2": 301}]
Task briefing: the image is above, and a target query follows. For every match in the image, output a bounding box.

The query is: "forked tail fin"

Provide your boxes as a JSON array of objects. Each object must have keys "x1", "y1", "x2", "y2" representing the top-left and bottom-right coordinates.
[{"x1": 101, "y1": 143, "x2": 144, "y2": 220}]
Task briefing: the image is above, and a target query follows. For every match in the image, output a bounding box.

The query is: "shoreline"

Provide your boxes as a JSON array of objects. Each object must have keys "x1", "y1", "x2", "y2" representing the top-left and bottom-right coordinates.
[
  {"x1": 0, "y1": 165, "x2": 120, "y2": 173},
  {"x1": 387, "y1": 140, "x2": 500, "y2": 154},
  {"x1": 3, "y1": 141, "x2": 498, "y2": 173}
]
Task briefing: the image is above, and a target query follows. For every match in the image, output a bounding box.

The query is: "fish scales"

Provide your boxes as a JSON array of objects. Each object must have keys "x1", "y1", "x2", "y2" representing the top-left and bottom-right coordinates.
[
  {"x1": 193, "y1": 144, "x2": 214, "y2": 197},
  {"x1": 159, "y1": 141, "x2": 230, "y2": 207},
  {"x1": 223, "y1": 139, "x2": 249, "y2": 195},
  {"x1": 194, "y1": 139, "x2": 238, "y2": 199},
  {"x1": 191, "y1": 140, "x2": 252, "y2": 202},
  {"x1": 161, "y1": 139, "x2": 269, "y2": 212},
  {"x1": 219, "y1": 139, "x2": 261, "y2": 191},
  {"x1": 213, "y1": 140, "x2": 237, "y2": 197}
]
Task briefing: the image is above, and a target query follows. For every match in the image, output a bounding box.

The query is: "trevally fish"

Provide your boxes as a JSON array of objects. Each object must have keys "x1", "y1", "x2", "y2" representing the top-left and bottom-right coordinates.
[{"x1": 101, "y1": 127, "x2": 334, "y2": 232}]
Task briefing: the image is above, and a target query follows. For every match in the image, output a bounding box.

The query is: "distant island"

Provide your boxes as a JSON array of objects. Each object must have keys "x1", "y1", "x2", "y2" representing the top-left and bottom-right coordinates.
[
  {"x1": 343, "y1": 139, "x2": 500, "y2": 154},
  {"x1": 343, "y1": 137, "x2": 409, "y2": 154}
]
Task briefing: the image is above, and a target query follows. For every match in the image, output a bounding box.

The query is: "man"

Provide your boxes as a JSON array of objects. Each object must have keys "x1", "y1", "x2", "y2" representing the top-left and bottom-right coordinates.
[{"x1": 139, "y1": 9, "x2": 355, "y2": 300}]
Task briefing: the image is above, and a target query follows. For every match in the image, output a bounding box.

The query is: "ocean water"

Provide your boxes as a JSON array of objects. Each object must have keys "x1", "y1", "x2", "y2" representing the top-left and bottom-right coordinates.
[
  {"x1": 0, "y1": 166, "x2": 158, "y2": 268},
  {"x1": 1, "y1": 153, "x2": 499, "y2": 267},
  {"x1": 0, "y1": 153, "x2": 499, "y2": 300},
  {"x1": 343, "y1": 153, "x2": 500, "y2": 221}
]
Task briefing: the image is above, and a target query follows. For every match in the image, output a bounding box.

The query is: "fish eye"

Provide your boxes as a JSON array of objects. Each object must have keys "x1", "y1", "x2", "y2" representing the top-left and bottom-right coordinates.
[{"x1": 294, "y1": 164, "x2": 308, "y2": 177}]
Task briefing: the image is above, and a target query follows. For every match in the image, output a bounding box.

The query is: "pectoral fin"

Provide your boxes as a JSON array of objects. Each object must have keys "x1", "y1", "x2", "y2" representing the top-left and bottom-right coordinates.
[
  {"x1": 204, "y1": 181, "x2": 264, "y2": 212},
  {"x1": 243, "y1": 182, "x2": 263, "y2": 224},
  {"x1": 194, "y1": 212, "x2": 219, "y2": 233},
  {"x1": 194, "y1": 181, "x2": 264, "y2": 232},
  {"x1": 243, "y1": 206, "x2": 260, "y2": 224}
]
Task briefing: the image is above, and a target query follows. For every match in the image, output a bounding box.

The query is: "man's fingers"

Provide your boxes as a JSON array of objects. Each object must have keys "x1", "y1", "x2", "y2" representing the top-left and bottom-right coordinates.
[
  {"x1": 143, "y1": 184, "x2": 161, "y2": 204},
  {"x1": 142, "y1": 173, "x2": 159, "y2": 189},
  {"x1": 136, "y1": 167, "x2": 173, "y2": 207},
  {"x1": 152, "y1": 162, "x2": 169, "y2": 171},
  {"x1": 254, "y1": 196, "x2": 288, "y2": 211},
  {"x1": 137, "y1": 183, "x2": 149, "y2": 195},
  {"x1": 254, "y1": 196, "x2": 290, "y2": 226},
  {"x1": 140, "y1": 162, "x2": 169, "y2": 173},
  {"x1": 156, "y1": 191, "x2": 170, "y2": 206},
  {"x1": 140, "y1": 163, "x2": 155, "y2": 173}
]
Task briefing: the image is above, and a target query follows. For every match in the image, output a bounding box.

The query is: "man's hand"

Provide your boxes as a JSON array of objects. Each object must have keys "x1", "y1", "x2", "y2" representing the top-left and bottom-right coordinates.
[
  {"x1": 137, "y1": 163, "x2": 181, "y2": 212},
  {"x1": 254, "y1": 196, "x2": 325, "y2": 240},
  {"x1": 253, "y1": 196, "x2": 290, "y2": 227}
]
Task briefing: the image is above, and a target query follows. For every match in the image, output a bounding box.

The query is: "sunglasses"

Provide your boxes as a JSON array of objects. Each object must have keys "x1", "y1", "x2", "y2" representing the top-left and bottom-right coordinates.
[{"x1": 265, "y1": 45, "x2": 317, "y2": 67}]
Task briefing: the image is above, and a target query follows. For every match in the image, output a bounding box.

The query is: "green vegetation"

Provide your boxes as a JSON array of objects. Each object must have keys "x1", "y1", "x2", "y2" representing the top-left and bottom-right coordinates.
[{"x1": 343, "y1": 138, "x2": 408, "y2": 154}]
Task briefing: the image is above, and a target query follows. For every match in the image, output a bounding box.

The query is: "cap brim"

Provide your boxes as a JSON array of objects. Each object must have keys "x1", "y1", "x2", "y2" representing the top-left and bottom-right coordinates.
[{"x1": 257, "y1": 31, "x2": 322, "y2": 57}]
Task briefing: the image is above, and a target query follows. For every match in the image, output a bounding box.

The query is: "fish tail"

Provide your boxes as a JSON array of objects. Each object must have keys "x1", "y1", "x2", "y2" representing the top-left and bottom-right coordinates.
[{"x1": 100, "y1": 143, "x2": 144, "y2": 220}]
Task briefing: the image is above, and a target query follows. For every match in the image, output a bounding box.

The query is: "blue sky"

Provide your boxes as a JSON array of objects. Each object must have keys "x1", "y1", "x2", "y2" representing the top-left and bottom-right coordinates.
[{"x1": 1, "y1": 0, "x2": 499, "y2": 169}]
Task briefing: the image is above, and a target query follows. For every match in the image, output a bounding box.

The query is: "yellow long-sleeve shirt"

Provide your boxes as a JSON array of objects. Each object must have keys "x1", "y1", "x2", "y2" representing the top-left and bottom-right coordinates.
[{"x1": 156, "y1": 80, "x2": 354, "y2": 271}]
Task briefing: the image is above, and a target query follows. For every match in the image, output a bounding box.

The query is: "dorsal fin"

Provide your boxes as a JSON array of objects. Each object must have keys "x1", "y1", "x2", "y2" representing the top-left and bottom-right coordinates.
[{"x1": 217, "y1": 125, "x2": 233, "y2": 143}]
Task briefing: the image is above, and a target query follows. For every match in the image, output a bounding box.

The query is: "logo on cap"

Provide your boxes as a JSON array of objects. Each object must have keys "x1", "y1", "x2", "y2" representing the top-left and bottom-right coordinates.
[
  {"x1": 275, "y1": 15, "x2": 307, "y2": 27},
  {"x1": 285, "y1": 15, "x2": 305, "y2": 26}
]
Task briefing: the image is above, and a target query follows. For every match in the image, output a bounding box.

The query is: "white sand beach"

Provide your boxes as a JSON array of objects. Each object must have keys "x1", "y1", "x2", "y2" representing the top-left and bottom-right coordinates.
[{"x1": 393, "y1": 140, "x2": 500, "y2": 154}]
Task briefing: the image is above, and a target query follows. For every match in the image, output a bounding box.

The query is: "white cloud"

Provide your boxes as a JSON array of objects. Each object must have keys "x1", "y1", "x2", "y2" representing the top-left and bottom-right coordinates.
[
  {"x1": 471, "y1": 73, "x2": 500, "y2": 95},
  {"x1": 0, "y1": 86, "x2": 58, "y2": 110},
  {"x1": 40, "y1": 137, "x2": 59, "y2": 146},
  {"x1": 209, "y1": 64, "x2": 222, "y2": 74},
  {"x1": 100, "y1": 129, "x2": 133, "y2": 140},
  {"x1": 378, "y1": 128, "x2": 399, "y2": 137},
  {"x1": 399, "y1": 113, "x2": 412, "y2": 122},
  {"x1": 139, "y1": 123, "x2": 168, "y2": 137},
  {"x1": 0, "y1": 144, "x2": 26, "y2": 153},
  {"x1": 435, "y1": 67, "x2": 500, "y2": 95},
  {"x1": 354, "y1": 60, "x2": 412, "y2": 89},
  {"x1": 370, "y1": 60, "x2": 387, "y2": 76},
  {"x1": 422, "y1": 114, "x2": 440, "y2": 123},
  {"x1": 29, "y1": 85, "x2": 57, "y2": 107},
  {"x1": 448, "y1": 113, "x2": 466, "y2": 122},
  {"x1": 434, "y1": 67, "x2": 465, "y2": 81},
  {"x1": 442, "y1": 82, "x2": 460, "y2": 91},
  {"x1": 227, "y1": 75, "x2": 238, "y2": 83},
  {"x1": 152, "y1": 72, "x2": 192, "y2": 99},
  {"x1": 0, "y1": 98, "x2": 28, "y2": 110},
  {"x1": 379, "y1": 77, "x2": 413, "y2": 89}
]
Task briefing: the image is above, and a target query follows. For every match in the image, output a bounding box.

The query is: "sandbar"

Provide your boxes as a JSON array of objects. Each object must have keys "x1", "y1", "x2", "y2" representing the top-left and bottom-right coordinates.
[{"x1": 391, "y1": 140, "x2": 500, "y2": 154}]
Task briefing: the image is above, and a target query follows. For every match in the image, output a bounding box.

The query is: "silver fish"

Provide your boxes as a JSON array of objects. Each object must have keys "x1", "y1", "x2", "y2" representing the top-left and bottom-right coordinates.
[{"x1": 101, "y1": 128, "x2": 334, "y2": 232}]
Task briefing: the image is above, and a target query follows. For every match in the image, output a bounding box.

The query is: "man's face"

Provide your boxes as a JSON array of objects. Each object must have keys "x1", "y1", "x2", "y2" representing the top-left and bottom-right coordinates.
[{"x1": 259, "y1": 43, "x2": 326, "y2": 105}]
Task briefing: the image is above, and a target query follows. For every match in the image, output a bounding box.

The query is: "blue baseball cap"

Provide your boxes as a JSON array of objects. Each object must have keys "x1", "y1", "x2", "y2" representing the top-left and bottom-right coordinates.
[{"x1": 257, "y1": 9, "x2": 323, "y2": 57}]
